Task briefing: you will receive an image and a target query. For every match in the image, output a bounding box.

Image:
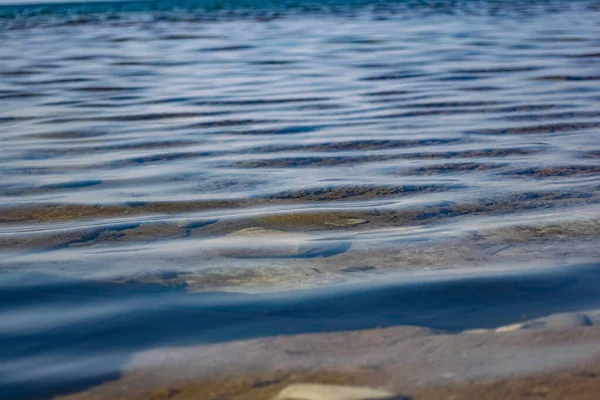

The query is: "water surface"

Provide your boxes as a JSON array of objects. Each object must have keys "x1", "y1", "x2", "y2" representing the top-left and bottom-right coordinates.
[{"x1": 0, "y1": 0, "x2": 599, "y2": 398}]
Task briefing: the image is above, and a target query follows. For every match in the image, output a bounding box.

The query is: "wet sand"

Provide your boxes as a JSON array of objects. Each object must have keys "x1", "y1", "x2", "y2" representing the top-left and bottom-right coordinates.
[
  {"x1": 56, "y1": 320, "x2": 600, "y2": 400},
  {"x1": 4, "y1": 264, "x2": 600, "y2": 400}
]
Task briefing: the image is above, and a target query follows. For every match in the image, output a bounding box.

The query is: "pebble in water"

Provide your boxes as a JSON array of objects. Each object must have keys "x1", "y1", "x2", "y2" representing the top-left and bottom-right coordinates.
[
  {"x1": 273, "y1": 383, "x2": 399, "y2": 400},
  {"x1": 325, "y1": 218, "x2": 368, "y2": 227},
  {"x1": 465, "y1": 311, "x2": 596, "y2": 334},
  {"x1": 495, "y1": 312, "x2": 594, "y2": 332}
]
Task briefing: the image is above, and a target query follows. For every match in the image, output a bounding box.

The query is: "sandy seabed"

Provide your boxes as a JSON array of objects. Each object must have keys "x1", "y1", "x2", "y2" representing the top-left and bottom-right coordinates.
[{"x1": 57, "y1": 314, "x2": 600, "y2": 400}]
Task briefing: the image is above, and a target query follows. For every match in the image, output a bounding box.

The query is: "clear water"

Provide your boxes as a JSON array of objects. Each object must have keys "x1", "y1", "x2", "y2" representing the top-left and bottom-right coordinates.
[{"x1": 0, "y1": 1, "x2": 599, "y2": 398}]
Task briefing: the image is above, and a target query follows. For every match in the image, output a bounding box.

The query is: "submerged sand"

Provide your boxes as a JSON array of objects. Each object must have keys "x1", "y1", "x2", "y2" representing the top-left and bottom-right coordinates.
[{"x1": 57, "y1": 311, "x2": 600, "y2": 400}]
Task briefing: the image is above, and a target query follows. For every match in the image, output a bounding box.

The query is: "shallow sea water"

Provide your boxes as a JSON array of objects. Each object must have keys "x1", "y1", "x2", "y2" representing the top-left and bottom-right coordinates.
[{"x1": 0, "y1": 0, "x2": 600, "y2": 399}]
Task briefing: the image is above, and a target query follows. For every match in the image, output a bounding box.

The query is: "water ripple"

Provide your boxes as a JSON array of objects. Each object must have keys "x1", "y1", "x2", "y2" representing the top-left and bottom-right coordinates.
[{"x1": 1, "y1": 3, "x2": 600, "y2": 397}]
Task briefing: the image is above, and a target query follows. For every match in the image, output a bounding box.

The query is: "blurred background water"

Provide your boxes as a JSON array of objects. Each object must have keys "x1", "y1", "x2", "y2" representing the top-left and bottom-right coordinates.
[{"x1": 0, "y1": 0, "x2": 599, "y2": 399}]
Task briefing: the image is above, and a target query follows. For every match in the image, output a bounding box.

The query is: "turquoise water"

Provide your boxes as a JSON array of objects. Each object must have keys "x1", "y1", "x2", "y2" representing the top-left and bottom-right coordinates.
[{"x1": 1, "y1": 1, "x2": 599, "y2": 399}]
